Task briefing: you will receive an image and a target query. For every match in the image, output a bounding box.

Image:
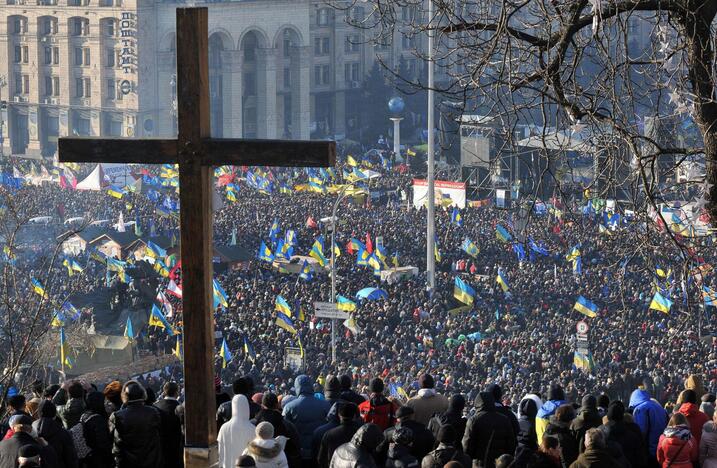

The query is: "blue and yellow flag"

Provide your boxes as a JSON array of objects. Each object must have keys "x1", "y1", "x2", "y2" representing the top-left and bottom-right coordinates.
[
  {"x1": 356, "y1": 248, "x2": 370, "y2": 266},
  {"x1": 275, "y1": 295, "x2": 292, "y2": 316},
  {"x1": 461, "y1": 238, "x2": 479, "y2": 258},
  {"x1": 454, "y1": 277, "x2": 475, "y2": 305},
  {"x1": 337, "y1": 295, "x2": 357, "y2": 312},
  {"x1": 62, "y1": 301, "x2": 80, "y2": 320},
  {"x1": 149, "y1": 304, "x2": 176, "y2": 335},
  {"x1": 350, "y1": 238, "x2": 366, "y2": 253},
  {"x1": 257, "y1": 241, "x2": 274, "y2": 262},
  {"x1": 496, "y1": 270, "x2": 510, "y2": 292},
  {"x1": 309, "y1": 244, "x2": 328, "y2": 267},
  {"x1": 451, "y1": 208, "x2": 463, "y2": 227},
  {"x1": 172, "y1": 335, "x2": 183, "y2": 361},
  {"x1": 275, "y1": 311, "x2": 297, "y2": 334},
  {"x1": 299, "y1": 260, "x2": 314, "y2": 282},
  {"x1": 124, "y1": 316, "x2": 135, "y2": 342},
  {"x1": 496, "y1": 225, "x2": 512, "y2": 243},
  {"x1": 573, "y1": 296, "x2": 598, "y2": 318},
  {"x1": 285, "y1": 230, "x2": 297, "y2": 246},
  {"x1": 213, "y1": 279, "x2": 229, "y2": 309},
  {"x1": 31, "y1": 278, "x2": 47, "y2": 298},
  {"x1": 347, "y1": 155, "x2": 358, "y2": 167},
  {"x1": 146, "y1": 241, "x2": 167, "y2": 259},
  {"x1": 243, "y1": 336, "x2": 256, "y2": 362},
  {"x1": 59, "y1": 327, "x2": 72, "y2": 369},
  {"x1": 650, "y1": 291, "x2": 672, "y2": 314},
  {"x1": 704, "y1": 286, "x2": 717, "y2": 307},
  {"x1": 220, "y1": 338, "x2": 232, "y2": 368},
  {"x1": 63, "y1": 259, "x2": 75, "y2": 276},
  {"x1": 573, "y1": 351, "x2": 594, "y2": 373},
  {"x1": 269, "y1": 218, "x2": 280, "y2": 241},
  {"x1": 51, "y1": 311, "x2": 65, "y2": 328}
]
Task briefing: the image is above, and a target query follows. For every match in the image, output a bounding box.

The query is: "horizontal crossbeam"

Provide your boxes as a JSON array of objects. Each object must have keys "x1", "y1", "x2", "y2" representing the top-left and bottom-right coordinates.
[{"x1": 58, "y1": 137, "x2": 336, "y2": 167}]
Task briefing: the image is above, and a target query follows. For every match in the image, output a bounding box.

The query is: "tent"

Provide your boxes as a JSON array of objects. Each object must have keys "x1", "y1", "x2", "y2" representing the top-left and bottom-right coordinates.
[
  {"x1": 76, "y1": 165, "x2": 106, "y2": 191},
  {"x1": 356, "y1": 287, "x2": 388, "y2": 301}
]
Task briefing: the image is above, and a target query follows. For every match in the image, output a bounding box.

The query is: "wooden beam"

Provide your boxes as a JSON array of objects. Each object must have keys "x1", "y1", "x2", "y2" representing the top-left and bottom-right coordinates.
[
  {"x1": 175, "y1": 7, "x2": 217, "y2": 463},
  {"x1": 58, "y1": 138, "x2": 178, "y2": 164},
  {"x1": 202, "y1": 139, "x2": 336, "y2": 167}
]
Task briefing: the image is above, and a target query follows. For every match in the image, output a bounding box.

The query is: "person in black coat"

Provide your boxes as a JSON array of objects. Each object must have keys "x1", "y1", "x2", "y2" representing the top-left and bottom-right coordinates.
[
  {"x1": 421, "y1": 425, "x2": 471, "y2": 468},
  {"x1": 513, "y1": 398, "x2": 538, "y2": 468},
  {"x1": 153, "y1": 382, "x2": 183, "y2": 468},
  {"x1": 108, "y1": 382, "x2": 163, "y2": 468},
  {"x1": 427, "y1": 395, "x2": 466, "y2": 447},
  {"x1": 599, "y1": 401, "x2": 647, "y2": 468},
  {"x1": 569, "y1": 395, "x2": 602, "y2": 453},
  {"x1": 462, "y1": 392, "x2": 516, "y2": 468},
  {"x1": 33, "y1": 401, "x2": 78, "y2": 468},
  {"x1": 338, "y1": 375, "x2": 365, "y2": 407},
  {"x1": 216, "y1": 376, "x2": 261, "y2": 428},
  {"x1": 318, "y1": 403, "x2": 362, "y2": 468},
  {"x1": 486, "y1": 384, "x2": 520, "y2": 440},
  {"x1": 378, "y1": 407, "x2": 435, "y2": 465},
  {"x1": 80, "y1": 391, "x2": 112, "y2": 468},
  {"x1": 385, "y1": 427, "x2": 419, "y2": 468},
  {"x1": 0, "y1": 415, "x2": 58, "y2": 468},
  {"x1": 544, "y1": 404, "x2": 578, "y2": 467}
]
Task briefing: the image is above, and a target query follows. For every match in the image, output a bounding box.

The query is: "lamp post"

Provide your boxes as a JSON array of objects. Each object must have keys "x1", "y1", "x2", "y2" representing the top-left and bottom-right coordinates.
[
  {"x1": 426, "y1": 0, "x2": 436, "y2": 291},
  {"x1": 328, "y1": 184, "x2": 353, "y2": 364},
  {"x1": 0, "y1": 75, "x2": 7, "y2": 159}
]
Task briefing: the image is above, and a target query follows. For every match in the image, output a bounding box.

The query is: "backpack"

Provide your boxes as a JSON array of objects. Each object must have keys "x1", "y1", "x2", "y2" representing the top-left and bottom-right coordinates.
[
  {"x1": 70, "y1": 414, "x2": 97, "y2": 459},
  {"x1": 359, "y1": 398, "x2": 395, "y2": 431}
]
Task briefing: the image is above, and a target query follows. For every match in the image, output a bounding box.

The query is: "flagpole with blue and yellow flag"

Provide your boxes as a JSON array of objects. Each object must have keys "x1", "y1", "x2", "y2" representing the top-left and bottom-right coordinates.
[
  {"x1": 220, "y1": 338, "x2": 232, "y2": 368},
  {"x1": 573, "y1": 296, "x2": 598, "y2": 318},
  {"x1": 454, "y1": 276, "x2": 475, "y2": 305}
]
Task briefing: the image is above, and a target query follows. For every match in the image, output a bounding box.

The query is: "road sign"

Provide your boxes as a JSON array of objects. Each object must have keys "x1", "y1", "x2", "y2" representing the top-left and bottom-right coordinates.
[
  {"x1": 314, "y1": 302, "x2": 349, "y2": 320},
  {"x1": 576, "y1": 321, "x2": 589, "y2": 334}
]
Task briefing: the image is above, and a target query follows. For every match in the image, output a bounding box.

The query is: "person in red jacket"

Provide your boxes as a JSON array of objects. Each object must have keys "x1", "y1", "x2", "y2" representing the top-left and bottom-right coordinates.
[
  {"x1": 678, "y1": 389, "x2": 710, "y2": 447},
  {"x1": 657, "y1": 413, "x2": 698, "y2": 468}
]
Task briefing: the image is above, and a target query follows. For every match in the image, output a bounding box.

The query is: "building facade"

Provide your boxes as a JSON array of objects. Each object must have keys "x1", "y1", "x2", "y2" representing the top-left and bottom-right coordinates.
[{"x1": 0, "y1": 0, "x2": 425, "y2": 159}]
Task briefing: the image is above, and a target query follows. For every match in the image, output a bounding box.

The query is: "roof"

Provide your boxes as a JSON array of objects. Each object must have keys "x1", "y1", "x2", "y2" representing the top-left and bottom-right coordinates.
[
  {"x1": 214, "y1": 244, "x2": 253, "y2": 263},
  {"x1": 92, "y1": 230, "x2": 141, "y2": 248},
  {"x1": 144, "y1": 235, "x2": 174, "y2": 250},
  {"x1": 57, "y1": 226, "x2": 107, "y2": 243}
]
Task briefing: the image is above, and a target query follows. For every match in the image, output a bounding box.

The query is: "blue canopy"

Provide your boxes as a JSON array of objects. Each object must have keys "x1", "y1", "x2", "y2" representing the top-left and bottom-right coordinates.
[{"x1": 356, "y1": 287, "x2": 388, "y2": 301}]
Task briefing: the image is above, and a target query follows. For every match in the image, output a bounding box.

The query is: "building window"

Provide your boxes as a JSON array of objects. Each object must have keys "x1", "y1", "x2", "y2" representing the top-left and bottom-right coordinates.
[
  {"x1": 12, "y1": 17, "x2": 28, "y2": 35},
  {"x1": 345, "y1": 35, "x2": 360, "y2": 53},
  {"x1": 68, "y1": 0, "x2": 90, "y2": 6},
  {"x1": 344, "y1": 62, "x2": 359, "y2": 84},
  {"x1": 71, "y1": 18, "x2": 90, "y2": 36},
  {"x1": 74, "y1": 48, "x2": 91, "y2": 66},
  {"x1": 75, "y1": 77, "x2": 91, "y2": 97},
  {"x1": 53, "y1": 47, "x2": 60, "y2": 65},
  {"x1": 401, "y1": 6, "x2": 416, "y2": 21},
  {"x1": 106, "y1": 48, "x2": 115, "y2": 67},
  {"x1": 104, "y1": 19, "x2": 116, "y2": 37},
  {"x1": 44, "y1": 47, "x2": 52, "y2": 65},
  {"x1": 314, "y1": 65, "x2": 331, "y2": 85},
  {"x1": 283, "y1": 67, "x2": 291, "y2": 89},
  {"x1": 316, "y1": 8, "x2": 330, "y2": 26},
  {"x1": 40, "y1": 17, "x2": 58, "y2": 35},
  {"x1": 44, "y1": 76, "x2": 60, "y2": 96},
  {"x1": 402, "y1": 35, "x2": 416, "y2": 50},
  {"x1": 15, "y1": 74, "x2": 29, "y2": 95},
  {"x1": 106, "y1": 79, "x2": 116, "y2": 100},
  {"x1": 314, "y1": 37, "x2": 330, "y2": 56}
]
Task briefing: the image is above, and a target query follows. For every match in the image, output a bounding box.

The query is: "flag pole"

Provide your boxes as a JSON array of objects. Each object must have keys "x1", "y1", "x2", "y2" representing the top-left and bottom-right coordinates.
[{"x1": 426, "y1": 0, "x2": 436, "y2": 291}]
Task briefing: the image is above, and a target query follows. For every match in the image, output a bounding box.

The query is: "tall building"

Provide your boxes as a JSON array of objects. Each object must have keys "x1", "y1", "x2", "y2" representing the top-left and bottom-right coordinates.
[{"x1": 0, "y1": 0, "x2": 426, "y2": 159}]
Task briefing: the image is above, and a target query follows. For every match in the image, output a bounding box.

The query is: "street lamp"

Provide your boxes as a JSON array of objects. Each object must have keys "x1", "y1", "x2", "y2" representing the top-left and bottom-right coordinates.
[
  {"x1": 0, "y1": 75, "x2": 7, "y2": 159},
  {"x1": 328, "y1": 184, "x2": 354, "y2": 364}
]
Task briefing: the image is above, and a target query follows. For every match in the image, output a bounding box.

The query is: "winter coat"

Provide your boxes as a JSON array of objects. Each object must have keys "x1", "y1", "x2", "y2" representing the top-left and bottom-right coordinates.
[
  {"x1": 218, "y1": 395, "x2": 256, "y2": 468},
  {"x1": 108, "y1": 400, "x2": 163, "y2": 468},
  {"x1": 218, "y1": 396, "x2": 261, "y2": 428},
  {"x1": 243, "y1": 435, "x2": 289, "y2": 468},
  {"x1": 568, "y1": 447, "x2": 626, "y2": 468},
  {"x1": 340, "y1": 390, "x2": 366, "y2": 407},
  {"x1": 385, "y1": 443, "x2": 419, "y2": 468},
  {"x1": 318, "y1": 420, "x2": 363, "y2": 468},
  {"x1": 34, "y1": 409, "x2": 79, "y2": 468},
  {"x1": 153, "y1": 398, "x2": 183, "y2": 468},
  {"x1": 701, "y1": 420, "x2": 717, "y2": 468},
  {"x1": 514, "y1": 398, "x2": 538, "y2": 468},
  {"x1": 570, "y1": 408, "x2": 602, "y2": 453},
  {"x1": 545, "y1": 418, "x2": 579, "y2": 466},
  {"x1": 378, "y1": 421, "x2": 435, "y2": 464},
  {"x1": 420, "y1": 444, "x2": 472, "y2": 468},
  {"x1": 405, "y1": 390, "x2": 449, "y2": 426},
  {"x1": 0, "y1": 431, "x2": 59, "y2": 468},
  {"x1": 462, "y1": 392, "x2": 516, "y2": 468},
  {"x1": 54, "y1": 395, "x2": 86, "y2": 431},
  {"x1": 427, "y1": 409, "x2": 466, "y2": 445},
  {"x1": 527, "y1": 451, "x2": 561, "y2": 468},
  {"x1": 283, "y1": 375, "x2": 331, "y2": 460},
  {"x1": 677, "y1": 401, "x2": 709, "y2": 446},
  {"x1": 656, "y1": 425, "x2": 697, "y2": 468},
  {"x1": 253, "y1": 409, "x2": 301, "y2": 468},
  {"x1": 329, "y1": 423, "x2": 383, "y2": 468},
  {"x1": 629, "y1": 389, "x2": 668, "y2": 458},
  {"x1": 312, "y1": 403, "x2": 341, "y2": 462},
  {"x1": 535, "y1": 399, "x2": 566, "y2": 444},
  {"x1": 600, "y1": 419, "x2": 647, "y2": 468}
]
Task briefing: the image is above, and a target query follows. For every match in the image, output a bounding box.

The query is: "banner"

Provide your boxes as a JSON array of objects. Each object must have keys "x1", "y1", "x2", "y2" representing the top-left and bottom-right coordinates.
[{"x1": 412, "y1": 179, "x2": 466, "y2": 209}]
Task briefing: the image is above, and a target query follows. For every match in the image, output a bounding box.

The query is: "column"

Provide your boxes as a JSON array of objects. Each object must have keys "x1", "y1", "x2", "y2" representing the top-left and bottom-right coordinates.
[
  {"x1": 26, "y1": 106, "x2": 42, "y2": 158},
  {"x1": 0, "y1": 17, "x2": 8, "y2": 157},
  {"x1": 256, "y1": 47, "x2": 277, "y2": 139},
  {"x1": 156, "y1": 51, "x2": 176, "y2": 137},
  {"x1": 334, "y1": 90, "x2": 346, "y2": 137},
  {"x1": 293, "y1": 46, "x2": 310, "y2": 140},
  {"x1": 222, "y1": 50, "x2": 242, "y2": 138}
]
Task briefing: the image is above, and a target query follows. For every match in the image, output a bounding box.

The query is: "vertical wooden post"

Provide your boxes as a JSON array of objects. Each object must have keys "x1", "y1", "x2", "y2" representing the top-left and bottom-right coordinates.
[{"x1": 175, "y1": 8, "x2": 218, "y2": 467}]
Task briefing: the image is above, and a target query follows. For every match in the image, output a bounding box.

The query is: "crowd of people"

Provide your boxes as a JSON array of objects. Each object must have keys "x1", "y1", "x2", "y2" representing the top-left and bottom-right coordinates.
[{"x1": 0, "y1": 144, "x2": 716, "y2": 467}]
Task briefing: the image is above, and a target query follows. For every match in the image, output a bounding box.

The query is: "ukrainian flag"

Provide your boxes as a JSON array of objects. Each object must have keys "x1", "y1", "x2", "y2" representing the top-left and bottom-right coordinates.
[
  {"x1": 70, "y1": 259, "x2": 83, "y2": 273},
  {"x1": 226, "y1": 190, "x2": 237, "y2": 202},
  {"x1": 59, "y1": 327, "x2": 72, "y2": 368},
  {"x1": 573, "y1": 296, "x2": 598, "y2": 318},
  {"x1": 655, "y1": 265, "x2": 671, "y2": 279},
  {"x1": 279, "y1": 183, "x2": 293, "y2": 194},
  {"x1": 299, "y1": 260, "x2": 314, "y2": 281},
  {"x1": 62, "y1": 301, "x2": 80, "y2": 320},
  {"x1": 298, "y1": 334, "x2": 305, "y2": 358},
  {"x1": 704, "y1": 286, "x2": 717, "y2": 307},
  {"x1": 309, "y1": 181, "x2": 327, "y2": 194},
  {"x1": 461, "y1": 238, "x2": 479, "y2": 258},
  {"x1": 243, "y1": 336, "x2": 256, "y2": 362},
  {"x1": 347, "y1": 155, "x2": 358, "y2": 166},
  {"x1": 269, "y1": 219, "x2": 280, "y2": 240},
  {"x1": 172, "y1": 335, "x2": 183, "y2": 361},
  {"x1": 275, "y1": 295, "x2": 292, "y2": 316},
  {"x1": 566, "y1": 245, "x2": 581, "y2": 262},
  {"x1": 149, "y1": 304, "x2": 176, "y2": 335},
  {"x1": 451, "y1": 208, "x2": 463, "y2": 227},
  {"x1": 573, "y1": 351, "x2": 594, "y2": 373},
  {"x1": 350, "y1": 238, "x2": 366, "y2": 253},
  {"x1": 285, "y1": 230, "x2": 297, "y2": 246},
  {"x1": 309, "y1": 244, "x2": 328, "y2": 267},
  {"x1": 496, "y1": 270, "x2": 509, "y2": 292},
  {"x1": 118, "y1": 269, "x2": 133, "y2": 284},
  {"x1": 220, "y1": 338, "x2": 232, "y2": 368},
  {"x1": 496, "y1": 225, "x2": 512, "y2": 243},
  {"x1": 31, "y1": 278, "x2": 47, "y2": 298},
  {"x1": 213, "y1": 279, "x2": 229, "y2": 308},
  {"x1": 257, "y1": 241, "x2": 275, "y2": 262},
  {"x1": 649, "y1": 291, "x2": 672, "y2": 314},
  {"x1": 337, "y1": 295, "x2": 357, "y2": 312},
  {"x1": 107, "y1": 186, "x2": 125, "y2": 199},
  {"x1": 51, "y1": 311, "x2": 65, "y2": 327},
  {"x1": 124, "y1": 316, "x2": 135, "y2": 342},
  {"x1": 294, "y1": 300, "x2": 306, "y2": 321},
  {"x1": 367, "y1": 253, "x2": 382, "y2": 272},
  {"x1": 275, "y1": 311, "x2": 297, "y2": 334},
  {"x1": 454, "y1": 277, "x2": 475, "y2": 305},
  {"x1": 63, "y1": 259, "x2": 74, "y2": 276},
  {"x1": 356, "y1": 248, "x2": 370, "y2": 266}
]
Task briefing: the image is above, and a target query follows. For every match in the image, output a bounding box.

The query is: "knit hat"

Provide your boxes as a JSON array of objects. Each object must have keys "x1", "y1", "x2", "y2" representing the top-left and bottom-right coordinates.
[
  {"x1": 607, "y1": 401, "x2": 625, "y2": 422},
  {"x1": 340, "y1": 375, "x2": 352, "y2": 391},
  {"x1": 548, "y1": 384, "x2": 565, "y2": 401},
  {"x1": 437, "y1": 424, "x2": 457, "y2": 444},
  {"x1": 581, "y1": 395, "x2": 597, "y2": 410},
  {"x1": 325, "y1": 375, "x2": 341, "y2": 399},
  {"x1": 486, "y1": 384, "x2": 502, "y2": 402},
  {"x1": 597, "y1": 394, "x2": 610, "y2": 408},
  {"x1": 236, "y1": 455, "x2": 256, "y2": 467},
  {"x1": 419, "y1": 374, "x2": 435, "y2": 389},
  {"x1": 392, "y1": 427, "x2": 413, "y2": 446},
  {"x1": 448, "y1": 394, "x2": 465, "y2": 412},
  {"x1": 370, "y1": 378, "x2": 384, "y2": 394},
  {"x1": 256, "y1": 421, "x2": 274, "y2": 439},
  {"x1": 396, "y1": 406, "x2": 414, "y2": 419}
]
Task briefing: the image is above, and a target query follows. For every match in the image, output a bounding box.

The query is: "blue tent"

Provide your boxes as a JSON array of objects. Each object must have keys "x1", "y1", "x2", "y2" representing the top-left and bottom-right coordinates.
[{"x1": 356, "y1": 287, "x2": 388, "y2": 301}]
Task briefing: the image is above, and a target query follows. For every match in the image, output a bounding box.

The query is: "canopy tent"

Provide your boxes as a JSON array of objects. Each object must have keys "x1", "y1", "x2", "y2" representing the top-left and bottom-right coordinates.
[
  {"x1": 517, "y1": 130, "x2": 595, "y2": 153},
  {"x1": 76, "y1": 165, "x2": 106, "y2": 191},
  {"x1": 356, "y1": 287, "x2": 388, "y2": 301}
]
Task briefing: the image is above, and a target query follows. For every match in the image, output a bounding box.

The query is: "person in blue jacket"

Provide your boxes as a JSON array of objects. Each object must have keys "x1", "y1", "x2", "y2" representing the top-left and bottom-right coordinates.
[
  {"x1": 629, "y1": 387, "x2": 668, "y2": 461},
  {"x1": 282, "y1": 374, "x2": 331, "y2": 465}
]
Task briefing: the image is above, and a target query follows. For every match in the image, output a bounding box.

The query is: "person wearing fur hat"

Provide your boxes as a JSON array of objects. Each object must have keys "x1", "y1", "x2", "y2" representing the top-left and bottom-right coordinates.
[
  {"x1": 243, "y1": 422, "x2": 288, "y2": 468},
  {"x1": 405, "y1": 374, "x2": 448, "y2": 426},
  {"x1": 108, "y1": 381, "x2": 163, "y2": 468},
  {"x1": 421, "y1": 425, "x2": 471, "y2": 468}
]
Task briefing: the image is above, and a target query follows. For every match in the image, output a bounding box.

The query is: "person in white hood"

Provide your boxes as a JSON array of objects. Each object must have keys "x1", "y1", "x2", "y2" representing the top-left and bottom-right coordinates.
[
  {"x1": 243, "y1": 421, "x2": 289, "y2": 468},
  {"x1": 218, "y1": 395, "x2": 256, "y2": 468}
]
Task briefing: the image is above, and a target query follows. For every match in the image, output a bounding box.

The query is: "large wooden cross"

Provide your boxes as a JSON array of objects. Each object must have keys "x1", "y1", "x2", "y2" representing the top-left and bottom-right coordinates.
[{"x1": 58, "y1": 8, "x2": 335, "y2": 467}]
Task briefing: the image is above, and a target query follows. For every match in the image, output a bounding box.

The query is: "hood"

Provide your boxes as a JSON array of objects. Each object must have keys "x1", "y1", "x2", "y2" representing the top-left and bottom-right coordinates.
[
  {"x1": 35, "y1": 416, "x2": 61, "y2": 440},
  {"x1": 580, "y1": 395, "x2": 597, "y2": 411},
  {"x1": 474, "y1": 392, "x2": 496, "y2": 412},
  {"x1": 85, "y1": 391, "x2": 107, "y2": 416},
  {"x1": 548, "y1": 385, "x2": 565, "y2": 401},
  {"x1": 294, "y1": 375, "x2": 313, "y2": 396},
  {"x1": 448, "y1": 394, "x2": 465, "y2": 413},
  {"x1": 231, "y1": 394, "x2": 250, "y2": 421},
  {"x1": 518, "y1": 394, "x2": 543, "y2": 418},
  {"x1": 519, "y1": 398, "x2": 538, "y2": 419},
  {"x1": 325, "y1": 402, "x2": 340, "y2": 423},
  {"x1": 678, "y1": 402, "x2": 700, "y2": 417},
  {"x1": 352, "y1": 423, "x2": 384, "y2": 452},
  {"x1": 537, "y1": 399, "x2": 565, "y2": 419},
  {"x1": 663, "y1": 425, "x2": 691, "y2": 440},
  {"x1": 38, "y1": 400, "x2": 57, "y2": 418},
  {"x1": 704, "y1": 421, "x2": 717, "y2": 434},
  {"x1": 629, "y1": 389, "x2": 651, "y2": 408},
  {"x1": 247, "y1": 436, "x2": 286, "y2": 459}
]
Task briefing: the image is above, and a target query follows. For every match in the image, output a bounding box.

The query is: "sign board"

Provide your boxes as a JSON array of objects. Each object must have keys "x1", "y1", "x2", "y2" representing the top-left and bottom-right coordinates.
[
  {"x1": 313, "y1": 302, "x2": 349, "y2": 320},
  {"x1": 412, "y1": 179, "x2": 466, "y2": 209},
  {"x1": 284, "y1": 347, "x2": 303, "y2": 372},
  {"x1": 576, "y1": 321, "x2": 589, "y2": 334}
]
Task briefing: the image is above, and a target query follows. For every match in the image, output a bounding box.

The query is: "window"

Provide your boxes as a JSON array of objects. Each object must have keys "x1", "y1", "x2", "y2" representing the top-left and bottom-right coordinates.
[
  {"x1": 402, "y1": 35, "x2": 416, "y2": 50},
  {"x1": 345, "y1": 35, "x2": 360, "y2": 53},
  {"x1": 348, "y1": 6, "x2": 365, "y2": 22},
  {"x1": 401, "y1": 6, "x2": 416, "y2": 21},
  {"x1": 40, "y1": 17, "x2": 58, "y2": 35},
  {"x1": 316, "y1": 8, "x2": 330, "y2": 26},
  {"x1": 314, "y1": 37, "x2": 330, "y2": 56},
  {"x1": 52, "y1": 77, "x2": 60, "y2": 96},
  {"x1": 283, "y1": 68, "x2": 291, "y2": 89},
  {"x1": 71, "y1": 18, "x2": 90, "y2": 36},
  {"x1": 75, "y1": 48, "x2": 91, "y2": 66},
  {"x1": 344, "y1": 62, "x2": 359, "y2": 83},
  {"x1": 44, "y1": 47, "x2": 52, "y2": 65},
  {"x1": 106, "y1": 48, "x2": 115, "y2": 67},
  {"x1": 14, "y1": 46, "x2": 22, "y2": 64},
  {"x1": 106, "y1": 79, "x2": 116, "y2": 100},
  {"x1": 53, "y1": 47, "x2": 60, "y2": 65},
  {"x1": 375, "y1": 42, "x2": 390, "y2": 51},
  {"x1": 16, "y1": 74, "x2": 30, "y2": 95},
  {"x1": 75, "y1": 78, "x2": 91, "y2": 97},
  {"x1": 68, "y1": 0, "x2": 90, "y2": 6},
  {"x1": 315, "y1": 65, "x2": 331, "y2": 85},
  {"x1": 104, "y1": 19, "x2": 116, "y2": 37},
  {"x1": 44, "y1": 76, "x2": 53, "y2": 96},
  {"x1": 314, "y1": 66, "x2": 321, "y2": 85},
  {"x1": 12, "y1": 17, "x2": 27, "y2": 35}
]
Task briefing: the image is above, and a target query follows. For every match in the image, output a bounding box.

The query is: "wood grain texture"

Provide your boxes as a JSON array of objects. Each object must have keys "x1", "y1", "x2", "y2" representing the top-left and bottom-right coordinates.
[
  {"x1": 202, "y1": 138, "x2": 336, "y2": 167},
  {"x1": 58, "y1": 138, "x2": 177, "y2": 164}
]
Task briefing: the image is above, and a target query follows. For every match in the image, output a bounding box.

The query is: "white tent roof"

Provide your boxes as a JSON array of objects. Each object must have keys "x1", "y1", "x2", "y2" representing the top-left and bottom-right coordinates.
[
  {"x1": 517, "y1": 131, "x2": 595, "y2": 152},
  {"x1": 76, "y1": 165, "x2": 105, "y2": 191}
]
